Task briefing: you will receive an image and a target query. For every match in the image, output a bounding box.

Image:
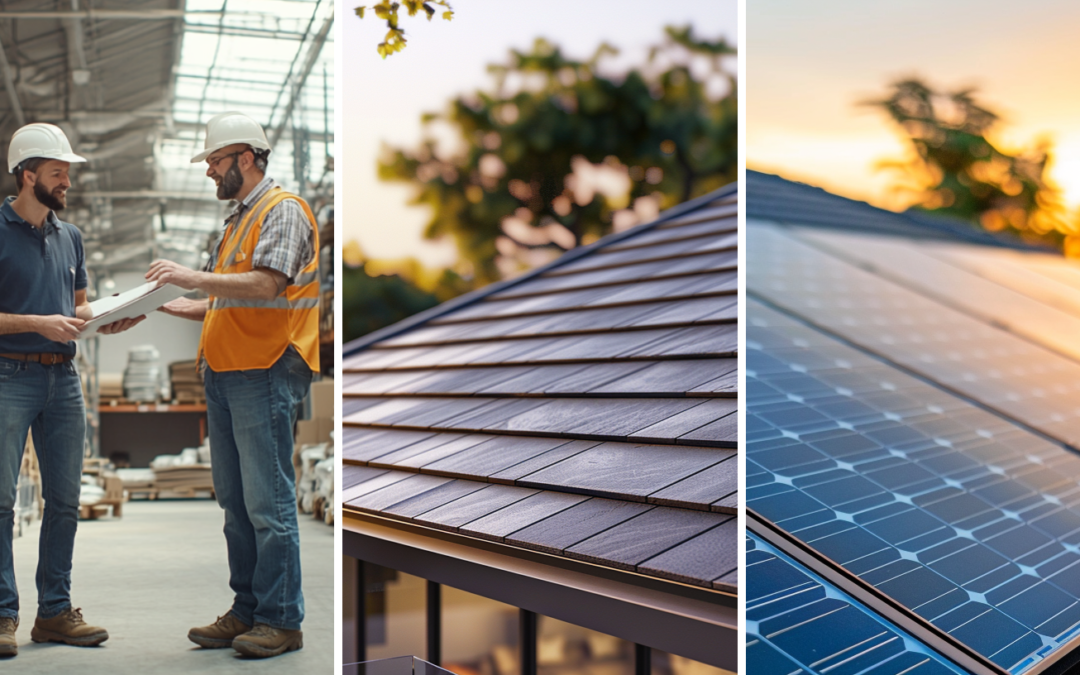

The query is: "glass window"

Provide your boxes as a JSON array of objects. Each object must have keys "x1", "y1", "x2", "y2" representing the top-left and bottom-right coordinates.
[
  {"x1": 441, "y1": 585, "x2": 520, "y2": 675},
  {"x1": 652, "y1": 650, "x2": 733, "y2": 675},
  {"x1": 537, "y1": 615, "x2": 633, "y2": 675},
  {"x1": 364, "y1": 563, "x2": 426, "y2": 660}
]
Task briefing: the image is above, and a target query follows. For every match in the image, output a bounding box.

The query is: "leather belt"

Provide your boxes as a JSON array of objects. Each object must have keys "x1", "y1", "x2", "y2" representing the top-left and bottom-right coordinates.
[{"x1": 0, "y1": 352, "x2": 74, "y2": 365}]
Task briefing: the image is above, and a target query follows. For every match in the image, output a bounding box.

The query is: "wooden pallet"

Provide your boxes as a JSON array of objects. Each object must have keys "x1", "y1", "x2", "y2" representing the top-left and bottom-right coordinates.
[
  {"x1": 79, "y1": 499, "x2": 122, "y2": 520},
  {"x1": 129, "y1": 487, "x2": 215, "y2": 500}
]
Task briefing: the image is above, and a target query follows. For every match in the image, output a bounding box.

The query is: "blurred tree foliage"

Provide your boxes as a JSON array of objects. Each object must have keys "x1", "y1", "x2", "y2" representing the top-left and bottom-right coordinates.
[
  {"x1": 379, "y1": 26, "x2": 737, "y2": 284},
  {"x1": 342, "y1": 262, "x2": 440, "y2": 343},
  {"x1": 355, "y1": 0, "x2": 453, "y2": 58},
  {"x1": 867, "y1": 78, "x2": 1074, "y2": 251}
]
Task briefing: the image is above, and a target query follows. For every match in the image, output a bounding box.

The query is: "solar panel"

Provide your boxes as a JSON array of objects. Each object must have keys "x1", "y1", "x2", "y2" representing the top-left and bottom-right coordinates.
[
  {"x1": 794, "y1": 228, "x2": 1080, "y2": 363},
  {"x1": 747, "y1": 222, "x2": 1080, "y2": 450},
  {"x1": 746, "y1": 297, "x2": 1080, "y2": 674},
  {"x1": 747, "y1": 532, "x2": 968, "y2": 675}
]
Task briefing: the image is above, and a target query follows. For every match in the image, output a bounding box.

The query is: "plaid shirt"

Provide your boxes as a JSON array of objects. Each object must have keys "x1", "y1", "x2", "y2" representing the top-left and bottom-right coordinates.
[{"x1": 204, "y1": 176, "x2": 315, "y2": 282}]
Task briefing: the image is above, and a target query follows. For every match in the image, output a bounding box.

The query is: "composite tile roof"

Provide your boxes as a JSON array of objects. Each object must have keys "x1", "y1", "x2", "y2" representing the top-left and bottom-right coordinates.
[{"x1": 342, "y1": 185, "x2": 738, "y2": 593}]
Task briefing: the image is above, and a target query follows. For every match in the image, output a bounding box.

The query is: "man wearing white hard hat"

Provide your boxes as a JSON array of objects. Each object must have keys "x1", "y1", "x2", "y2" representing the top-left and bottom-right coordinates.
[
  {"x1": 0, "y1": 122, "x2": 141, "y2": 656},
  {"x1": 147, "y1": 111, "x2": 319, "y2": 658}
]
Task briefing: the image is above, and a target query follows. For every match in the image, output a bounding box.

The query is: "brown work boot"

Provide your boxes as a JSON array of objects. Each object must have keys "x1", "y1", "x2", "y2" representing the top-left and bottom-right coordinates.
[
  {"x1": 0, "y1": 616, "x2": 16, "y2": 656},
  {"x1": 30, "y1": 607, "x2": 108, "y2": 646},
  {"x1": 231, "y1": 623, "x2": 303, "y2": 658},
  {"x1": 188, "y1": 613, "x2": 252, "y2": 649}
]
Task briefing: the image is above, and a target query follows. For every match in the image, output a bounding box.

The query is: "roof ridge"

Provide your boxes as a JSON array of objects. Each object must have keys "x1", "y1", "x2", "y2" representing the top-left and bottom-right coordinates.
[
  {"x1": 343, "y1": 181, "x2": 738, "y2": 356},
  {"x1": 746, "y1": 169, "x2": 1052, "y2": 251}
]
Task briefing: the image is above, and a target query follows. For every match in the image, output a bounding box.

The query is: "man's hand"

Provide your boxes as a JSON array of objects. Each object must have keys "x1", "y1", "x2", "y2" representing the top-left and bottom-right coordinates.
[
  {"x1": 97, "y1": 315, "x2": 146, "y2": 335},
  {"x1": 147, "y1": 259, "x2": 203, "y2": 291},
  {"x1": 35, "y1": 315, "x2": 85, "y2": 342},
  {"x1": 160, "y1": 297, "x2": 209, "y2": 321}
]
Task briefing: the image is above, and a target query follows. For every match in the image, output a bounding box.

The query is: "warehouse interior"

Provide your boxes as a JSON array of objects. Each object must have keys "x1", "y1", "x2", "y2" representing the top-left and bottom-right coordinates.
[{"x1": 2, "y1": 1, "x2": 334, "y2": 671}]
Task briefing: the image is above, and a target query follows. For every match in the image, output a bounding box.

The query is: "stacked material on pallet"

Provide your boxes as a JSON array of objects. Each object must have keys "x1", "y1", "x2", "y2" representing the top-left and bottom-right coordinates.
[
  {"x1": 123, "y1": 345, "x2": 163, "y2": 402},
  {"x1": 78, "y1": 472, "x2": 124, "y2": 520},
  {"x1": 152, "y1": 466, "x2": 214, "y2": 493},
  {"x1": 115, "y1": 467, "x2": 155, "y2": 490},
  {"x1": 15, "y1": 437, "x2": 41, "y2": 537},
  {"x1": 169, "y1": 359, "x2": 203, "y2": 403},
  {"x1": 98, "y1": 373, "x2": 124, "y2": 404},
  {"x1": 150, "y1": 442, "x2": 213, "y2": 495},
  {"x1": 314, "y1": 457, "x2": 333, "y2": 525},
  {"x1": 79, "y1": 475, "x2": 106, "y2": 506},
  {"x1": 295, "y1": 441, "x2": 331, "y2": 515}
]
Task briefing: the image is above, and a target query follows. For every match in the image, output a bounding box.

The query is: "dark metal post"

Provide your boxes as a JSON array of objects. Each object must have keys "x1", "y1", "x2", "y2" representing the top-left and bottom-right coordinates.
[
  {"x1": 635, "y1": 644, "x2": 651, "y2": 675},
  {"x1": 520, "y1": 609, "x2": 538, "y2": 675},
  {"x1": 356, "y1": 559, "x2": 367, "y2": 662},
  {"x1": 426, "y1": 580, "x2": 441, "y2": 665}
]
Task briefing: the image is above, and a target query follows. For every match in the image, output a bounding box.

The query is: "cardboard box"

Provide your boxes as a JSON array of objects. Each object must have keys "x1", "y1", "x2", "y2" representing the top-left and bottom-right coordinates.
[
  {"x1": 295, "y1": 419, "x2": 322, "y2": 446},
  {"x1": 309, "y1": 378, "x2": 334, "y2": 420},
  {"x1": 318, "y1": 417, "x2": 334, "y2": 443}
]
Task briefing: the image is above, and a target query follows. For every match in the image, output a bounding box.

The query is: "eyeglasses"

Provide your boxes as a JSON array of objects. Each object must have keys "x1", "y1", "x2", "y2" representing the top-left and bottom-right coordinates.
[{"x1": 206, "y1": 151, "x2": 241, "y2": 171}]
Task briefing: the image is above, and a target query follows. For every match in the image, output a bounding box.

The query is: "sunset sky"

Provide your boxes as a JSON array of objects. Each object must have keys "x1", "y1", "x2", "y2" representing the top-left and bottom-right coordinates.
[
  {"x1": 748, "y1": 0, "x2": 1080, "y2": 213},
  {"x1": 343, "y1": 0, "x2": 736, "y2": 269}
]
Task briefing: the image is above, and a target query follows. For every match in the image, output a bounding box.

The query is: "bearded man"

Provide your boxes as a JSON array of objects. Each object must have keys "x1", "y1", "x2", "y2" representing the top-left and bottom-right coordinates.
[
  {"x1": 0, "y1": 123, "x2": 142, "y2": 656},
  {"x1": 147, "y1": 111, "x2": 319, "y2": 658}
]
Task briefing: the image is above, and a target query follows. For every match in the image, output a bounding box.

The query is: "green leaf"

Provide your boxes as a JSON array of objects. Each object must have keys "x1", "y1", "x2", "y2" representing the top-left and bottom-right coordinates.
[
  {"x1": 442, "y1": 10, "x2": 452, "y2": 20},
  {"x1": 355, "y1": 5, "x2": 366, "y2": 18}
]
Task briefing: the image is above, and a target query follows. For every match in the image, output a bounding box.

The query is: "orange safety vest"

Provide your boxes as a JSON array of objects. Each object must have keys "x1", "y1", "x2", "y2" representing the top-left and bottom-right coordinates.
[{"x1": 197, "y1": 186, "x2": 321, "y2": 373}]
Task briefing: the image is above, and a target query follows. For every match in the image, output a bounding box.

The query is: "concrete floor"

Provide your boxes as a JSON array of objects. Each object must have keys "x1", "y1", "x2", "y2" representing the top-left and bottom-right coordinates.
[{"x1": 6, "y1": 498, "x2": 333, "y2": 674}]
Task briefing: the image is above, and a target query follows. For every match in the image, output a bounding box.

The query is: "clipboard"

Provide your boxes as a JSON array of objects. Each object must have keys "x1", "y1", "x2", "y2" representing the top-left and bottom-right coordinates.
[{"x1": 78, "y1": 283, "x2": 190, "y2": 338}]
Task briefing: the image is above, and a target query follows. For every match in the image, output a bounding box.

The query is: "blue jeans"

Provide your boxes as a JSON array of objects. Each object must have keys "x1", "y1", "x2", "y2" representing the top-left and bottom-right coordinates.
[
  {"x1": 204, "y1": 347, "x2": 311, "y2": 630},
  {"x1": 0, "y1": 356, "x2": 85, "y2": 621}
]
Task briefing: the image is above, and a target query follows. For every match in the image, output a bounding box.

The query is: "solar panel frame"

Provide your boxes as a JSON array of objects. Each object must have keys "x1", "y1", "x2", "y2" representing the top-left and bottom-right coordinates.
[
  {"x1": 745, "y1": 294, "x2": 1080, "y2": 675},
  {"x1": 747, "y1": 531, "x2": 971, "y2": 675}
]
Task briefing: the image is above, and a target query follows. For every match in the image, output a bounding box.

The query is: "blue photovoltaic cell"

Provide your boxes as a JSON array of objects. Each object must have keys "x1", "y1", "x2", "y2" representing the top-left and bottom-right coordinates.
[
  {"x1": 747, "y1": 222, "x2": 1080, "y2": 449},
  {"x1": 746, "y1": 298, "x2": 1080, "y2": 674},
  {"x1": 747, "y1": 533, "x2": 967, "y2": 675}
]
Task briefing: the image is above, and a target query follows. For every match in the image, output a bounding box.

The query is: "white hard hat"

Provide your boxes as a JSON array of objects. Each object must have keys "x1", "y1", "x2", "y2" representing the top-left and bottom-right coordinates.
[
  {"x1": 190, "y1": 111, "x2": 271, "y2": 163},
  {"x1": 8, "y1": 123, "x2": 87, "y2": 173}
]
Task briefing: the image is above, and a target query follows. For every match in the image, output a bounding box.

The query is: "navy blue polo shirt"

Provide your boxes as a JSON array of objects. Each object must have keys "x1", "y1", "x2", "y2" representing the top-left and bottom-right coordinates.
[{"x1": 0, "y1": 197, "x2": 87, "y2": 356}]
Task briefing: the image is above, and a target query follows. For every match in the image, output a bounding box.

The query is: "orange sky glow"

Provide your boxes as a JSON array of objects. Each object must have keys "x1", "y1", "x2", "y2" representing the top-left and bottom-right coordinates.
[{"x1": 748, "y1": 0, "x2": 1080, "y2": 219}]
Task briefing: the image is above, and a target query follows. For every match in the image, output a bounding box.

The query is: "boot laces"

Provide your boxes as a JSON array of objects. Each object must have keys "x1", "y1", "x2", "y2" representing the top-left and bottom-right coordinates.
[{"x1": 248, "y1": 623, "x2": 278, "y2": 638}]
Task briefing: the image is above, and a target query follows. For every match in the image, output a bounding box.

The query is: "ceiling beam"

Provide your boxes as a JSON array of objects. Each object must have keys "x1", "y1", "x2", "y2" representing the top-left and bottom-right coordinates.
[
  {"x1": 77, "y1": 190, "x2": 222, "y2": 202},
  {"x1": 0, "y1": 9, "x2": 224, "y2": 20},
  {"x1": 62, "y1": 0, "x2": 90, "y2": 112},
  {"x1": 0, "y1": 34, "x2": 25, "y2": 126},
  {"x1": 182, "y1": 24, "x2": 306, "y2": 41},
  {"x1": 268, "y1": 11, "x2": 333, "y2": 147}
]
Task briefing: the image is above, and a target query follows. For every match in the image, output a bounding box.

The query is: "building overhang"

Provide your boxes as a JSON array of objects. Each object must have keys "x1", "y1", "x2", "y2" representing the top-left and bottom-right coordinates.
[{"x1": 343, "y1": 511, "x2": 737, "y2": 670}]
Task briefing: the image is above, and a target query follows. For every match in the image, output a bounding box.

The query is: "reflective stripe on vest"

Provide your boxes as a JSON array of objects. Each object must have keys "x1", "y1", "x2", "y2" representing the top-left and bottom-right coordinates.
[{"x1": 197, "y1": 186, "x2": 321, "y2": 372}]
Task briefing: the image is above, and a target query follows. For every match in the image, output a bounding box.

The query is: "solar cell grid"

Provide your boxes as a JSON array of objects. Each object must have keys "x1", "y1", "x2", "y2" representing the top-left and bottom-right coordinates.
[
  {"x1": 748, "y1": 222, "x2": 1080, "y2": 449},
  {"x1": 747, "y1": 533, "x2": 968, "y2": 675},
  {"x1": 747, "y1": 298, "x2": 1080, "y2": 674},
  {"x1": 922, "y1": 245, "x2": 1080, "y2": 320},
  {"x1": 795, "y1": 229, "x2": 1080, "y2": 363}
]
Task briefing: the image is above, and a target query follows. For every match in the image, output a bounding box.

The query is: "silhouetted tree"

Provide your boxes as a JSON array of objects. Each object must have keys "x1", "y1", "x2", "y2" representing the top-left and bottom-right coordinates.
[
  {"x1": 379, "y1": 26, "x2": 737, "y2": 284},
  {"x1": 342, "y1": 262, "x2": 441, "y2": 342},
  {"x1": 867, "y1": 78, "x2": 1067, "y2": 248}
]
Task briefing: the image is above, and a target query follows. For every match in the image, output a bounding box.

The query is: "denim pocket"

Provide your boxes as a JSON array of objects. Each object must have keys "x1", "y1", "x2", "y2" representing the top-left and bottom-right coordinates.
[{"x1": 0, "y1": 359, "x2": 22, "y2": 382}]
